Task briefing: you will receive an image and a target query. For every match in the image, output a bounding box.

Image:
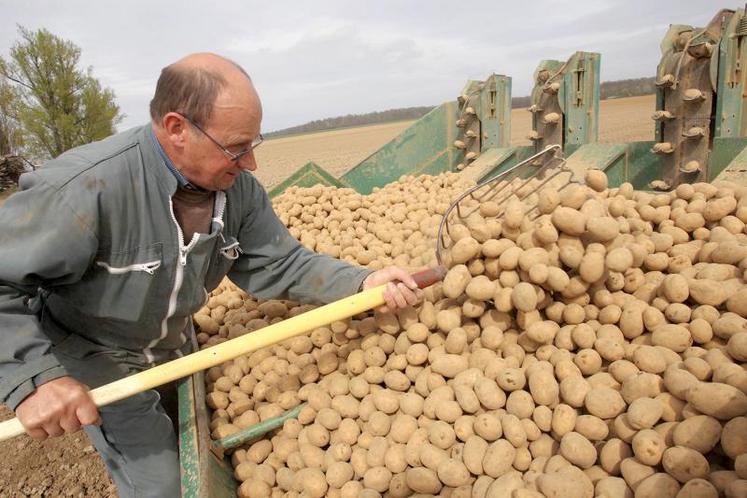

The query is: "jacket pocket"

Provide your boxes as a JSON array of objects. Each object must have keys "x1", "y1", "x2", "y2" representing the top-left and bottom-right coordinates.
[
  {"x1": 204, "y1": 235, "x2": 240, "y2": 291},
  {"x1": 59, "y1": 243, "x2": 164, "y2": 323}
]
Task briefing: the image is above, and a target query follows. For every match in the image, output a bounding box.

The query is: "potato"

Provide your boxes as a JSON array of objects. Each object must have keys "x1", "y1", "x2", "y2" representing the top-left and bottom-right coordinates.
[
  {"x1": 600, "y1": 438, "x2": 632, "y2": 475},
  {"x1": 579, "y1": 252, "x2": 605, "y2": 284},
  {"x1": 405, "y1": 467, "x2": 442, "y2": 494},
  {"x1": 552, "y1": 207, "x2": 587, "y2": 236},
  {"x1": 363, "y1": 466, "x2": 392, "y2": 493},
  {"x1": 560, "y1": 432, "x2": 597, "y2": 469},
  {"x1": 215, "y1": 178, "x2": 747, "y2": 496},
  {"x1": 672, "y1": 415, "x2": 722, "y2": 454},
  {"x1": 686, "y1": 382, "x2": 747, "y2": 420},
  {"x1": 726, "y1": 332, "x2": 747, "y2": 364},
  {"x1": 326, "y1": 461, "x2": 354, "y2": 489},
  {"x1": 463, "y1": 435, "x2": 489, "y2": 475},
  {"x1": 634, "y1": 473, "x2": 680, "y2": 498},
  {"x1": 464, "y1": 275, "x2": 495, "y2": 301},
  {"x1": 688, "y1": 279, "x2": 728, "y2": 307},
  {"x1": 431, "y1": 354, "x2": 469, "y2": 378},
  {"x1": 660, "y1": 446, "x2": 709, "y2": 483},
  {"x1": 585, "y1": 169, "x2": 608, "y2": 192},
  {"x1": 483, "y1": 439, "x2": 516, "y2": 477},
  {"x1": 676, "y1": 479, "x2": 718, "y2": 498},
  {"x1": 726, "y1": 288, "x2": 747, "y2": 318},
  {"x1": 444, "y1": 264, "x2": 472, "y2": 298},
  {"x1": 594, "y1": 476, "x2": 632, "y2": 498},
  {"x1": 437, "y1": 459, "x2": 471, "y2": 487},
  {"x1": 575, "y1": 415, "x2": 608, "y2": 441},
  {"x1": 485, "y1": 469, "x2": 525, "y2": 498},
  {"x1": 606, "y1": 247, "x2": 634, "y2": 273},
  {"x1": 631, "y1": 429, "x2": 665, "y2": 466},
  {"x1": 512, "y1": 282, "x2": 538, "y2": 312},
  {"x1": 528, "y1": 369, "x2": 559, "y2": 406},
  {"x1": 295, "y1": 468, "x2": 328, "y2": 498},
  {"x1": 428, "y1": 420, "x2": 456, "y2": 450},
  {"x1": 650, "y1": 324, "x2": 692, "y2": 352},
  {"x1": 451, "y1": 237, "x2": 481, "y2": 264},
  {"x1": 474, "y1": 377, "x2": 507, "y2": 410},
  {"x1": 551, "y1": 404, "x2": 577, "y2": 437},
  {"x1": 585, "y1": 388, "x2": 626, "y2": 419},
  {"x1": 721, "y1": 417, "x2": 747, "y2": 459},
  {"x1": 625, "y1": 397, "x2": 662, "y2": 430},
  {"x1": 537, "y1": 465, "x2": 594, "y2": 498}
]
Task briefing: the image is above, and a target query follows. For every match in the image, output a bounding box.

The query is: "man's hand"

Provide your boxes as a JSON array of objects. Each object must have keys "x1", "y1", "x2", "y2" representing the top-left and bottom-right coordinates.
[
  {"x1": 361, "y1": 266, "x2": 423, "y2": 313},
  {"x1": 15, "y1": 376, "x2": 101, "y2": 440}
]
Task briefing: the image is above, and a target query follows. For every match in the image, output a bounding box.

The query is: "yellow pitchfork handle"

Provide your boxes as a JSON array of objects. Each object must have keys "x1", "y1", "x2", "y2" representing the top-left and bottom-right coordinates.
[{"x1": 0, "y1": 268, "x2": 445, "y2": 442}]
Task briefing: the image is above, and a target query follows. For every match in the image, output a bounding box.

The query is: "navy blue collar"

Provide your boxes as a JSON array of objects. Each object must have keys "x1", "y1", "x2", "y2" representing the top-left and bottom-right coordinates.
[{"x1": 149, "y1": 126, "x2": 206, "y2": 192}]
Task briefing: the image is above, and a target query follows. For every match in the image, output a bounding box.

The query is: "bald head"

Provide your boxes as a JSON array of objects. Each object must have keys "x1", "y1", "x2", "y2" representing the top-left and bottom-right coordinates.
[{"x1": 149, "y1": 52, "x2": 259, "y2": 127}]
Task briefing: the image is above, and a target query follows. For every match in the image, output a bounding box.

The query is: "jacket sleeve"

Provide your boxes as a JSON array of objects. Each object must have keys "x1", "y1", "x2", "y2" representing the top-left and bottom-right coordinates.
[
  {"x1": 227, "y1": 178, "x2": 371, "y2": 304},
  {"x1": 0, "y1": 172, "x2": 98, "y2": 409}
]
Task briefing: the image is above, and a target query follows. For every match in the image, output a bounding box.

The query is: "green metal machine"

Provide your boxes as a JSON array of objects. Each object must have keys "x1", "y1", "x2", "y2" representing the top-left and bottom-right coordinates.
[
  {"x1": 562, "y1": 8, "x2": 747, "y2": 188},
  {"x1": 464, "y1": 51, "x2": 602, "y2": 184},
  {"x1": 180, "y1": 8, "x2": 747, "y2": 497}
]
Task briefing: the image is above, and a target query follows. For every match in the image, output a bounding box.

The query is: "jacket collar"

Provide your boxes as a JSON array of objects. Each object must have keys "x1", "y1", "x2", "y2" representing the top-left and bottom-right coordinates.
[{"x1": 137, "y1": 124, "x2": 179, "y2": 196}]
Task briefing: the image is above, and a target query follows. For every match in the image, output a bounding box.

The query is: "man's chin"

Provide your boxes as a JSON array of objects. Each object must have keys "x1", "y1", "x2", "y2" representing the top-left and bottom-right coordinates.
[{"x1": 216, "y1": 174, "x2": 238, "y2": 191}]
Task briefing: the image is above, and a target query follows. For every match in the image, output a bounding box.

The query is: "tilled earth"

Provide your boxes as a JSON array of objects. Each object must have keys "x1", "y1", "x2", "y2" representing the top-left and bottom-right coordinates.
[{"x1": 0, "y1": 407, "x2": 115, "y2": 498}]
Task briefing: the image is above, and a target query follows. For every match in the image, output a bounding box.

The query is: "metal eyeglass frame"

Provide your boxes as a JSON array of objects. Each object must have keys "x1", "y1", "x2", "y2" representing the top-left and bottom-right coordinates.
[{"x1": 180, "y1": 113, "x2": 263, "y2": 162}]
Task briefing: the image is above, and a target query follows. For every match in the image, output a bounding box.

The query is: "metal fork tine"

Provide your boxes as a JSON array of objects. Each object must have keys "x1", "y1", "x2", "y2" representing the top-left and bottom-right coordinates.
[{"x1": 436, "y1": 145, "x2": 573, "y2": 267}]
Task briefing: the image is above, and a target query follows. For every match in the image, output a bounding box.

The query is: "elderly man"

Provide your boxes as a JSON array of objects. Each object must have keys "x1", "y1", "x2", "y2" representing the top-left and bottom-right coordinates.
[{"x1": 0, "y1": 53, "x2": 419, "y2": 496}]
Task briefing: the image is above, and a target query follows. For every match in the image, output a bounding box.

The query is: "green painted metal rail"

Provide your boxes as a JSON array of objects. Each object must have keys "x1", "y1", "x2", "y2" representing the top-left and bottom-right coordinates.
[
  {"x1": 213, "y1": 403, "x2": 306, "y2": 453},
  {"x1": 269, "y1": 101, "x2": 461, "y2": 198}
]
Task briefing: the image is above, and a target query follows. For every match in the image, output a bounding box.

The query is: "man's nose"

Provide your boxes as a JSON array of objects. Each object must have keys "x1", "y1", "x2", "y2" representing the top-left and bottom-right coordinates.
[{"x1": 238, "y1": 150, "x2": 257, "y2": 172}]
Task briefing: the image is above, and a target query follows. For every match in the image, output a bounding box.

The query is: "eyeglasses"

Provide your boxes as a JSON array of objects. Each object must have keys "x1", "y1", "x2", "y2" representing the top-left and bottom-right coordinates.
[{"x1": 180, "y1": 114, "x2": 263, "y2": 162}]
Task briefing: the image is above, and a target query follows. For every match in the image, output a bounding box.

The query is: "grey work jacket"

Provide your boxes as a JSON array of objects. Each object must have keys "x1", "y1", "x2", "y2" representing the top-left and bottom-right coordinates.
[{"x1": 0, "y1": 125, "x2": 370, "y2": 409}]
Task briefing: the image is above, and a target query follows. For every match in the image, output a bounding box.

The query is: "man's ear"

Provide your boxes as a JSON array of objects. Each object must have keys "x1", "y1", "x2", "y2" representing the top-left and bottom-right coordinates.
[{"x1": 161, "y1": 112, "x2": 189, "y2": 148}]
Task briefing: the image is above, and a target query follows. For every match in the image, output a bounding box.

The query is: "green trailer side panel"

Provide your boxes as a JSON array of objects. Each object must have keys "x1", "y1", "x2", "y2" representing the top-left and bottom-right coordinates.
[
  {"x1": 459, "y1": 147, "x2": 518, "y2": 184},
  {"x1": 341, "y1": 102, "x2": 460, "y2": 194},
  {"x1": 710, "y1": 137, "x2": 747, "y2": 183},
  {"x1": 268, "y1": 162, "x2": 346, "y2": 199},
  {"x1": 179, "y1": 377, "x2": 202, "y2": 498},
  {"x1": 564, "y1": 143, "x2": 626, "y2": 183},
  {"x1": 418, "y1": 149, "x2": 456, "y2": 177},
  {"x1": 626, "y1": 141, "x2": 664, "y2": 190},
  {"x1": 460, "y1": 146, "x2": 535, "y2": 184},
  {"x1": 179, "y1": 374, "x2": 237, "y2": 498}
]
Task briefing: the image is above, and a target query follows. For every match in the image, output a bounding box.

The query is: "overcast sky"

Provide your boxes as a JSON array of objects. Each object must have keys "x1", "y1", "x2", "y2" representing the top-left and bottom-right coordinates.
[{"x1": 0, "y1": 0, "x2": 728, "y2": 132}]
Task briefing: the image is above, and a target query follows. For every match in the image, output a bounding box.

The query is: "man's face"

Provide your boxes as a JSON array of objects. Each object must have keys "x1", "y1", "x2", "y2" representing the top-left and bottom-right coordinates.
[{"x1": 180, "y1": 87, "x2": 263, "y2": 191}]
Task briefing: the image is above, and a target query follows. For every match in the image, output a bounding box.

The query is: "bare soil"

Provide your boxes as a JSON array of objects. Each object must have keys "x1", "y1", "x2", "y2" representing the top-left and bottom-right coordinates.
[{"x1": 0, "y1": 408, "x2": 115, "y2": 497}]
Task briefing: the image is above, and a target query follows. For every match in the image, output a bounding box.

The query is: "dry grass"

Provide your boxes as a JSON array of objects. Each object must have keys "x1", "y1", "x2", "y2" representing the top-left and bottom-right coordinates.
[{"x1": 253, "y1": 95, "x2": 657, "y2": 190}]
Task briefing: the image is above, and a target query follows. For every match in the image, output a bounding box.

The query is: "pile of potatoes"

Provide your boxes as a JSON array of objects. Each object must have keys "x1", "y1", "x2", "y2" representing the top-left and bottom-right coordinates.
[
  {"x1": 194, "y1": 169, "x2": 747, "y2": 498},
  {"x1": 271, "y1": 172, "x2": 475, "y2": 270}
]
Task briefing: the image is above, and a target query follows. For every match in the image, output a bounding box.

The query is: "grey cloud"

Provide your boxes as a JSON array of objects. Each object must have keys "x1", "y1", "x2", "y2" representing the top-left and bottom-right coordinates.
[{"x1": 0, "y1": 0, "x2": 732, "y2": 132}]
